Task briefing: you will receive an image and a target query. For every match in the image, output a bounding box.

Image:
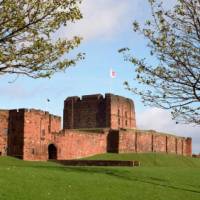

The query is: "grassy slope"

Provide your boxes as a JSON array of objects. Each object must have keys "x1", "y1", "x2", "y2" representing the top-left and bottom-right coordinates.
[
  {"x1": 0, "y1": 154, "x2": 200, "y2": 200},
  {"x1": 86, "y1": 153, "x2": 200, "y2": 167}
]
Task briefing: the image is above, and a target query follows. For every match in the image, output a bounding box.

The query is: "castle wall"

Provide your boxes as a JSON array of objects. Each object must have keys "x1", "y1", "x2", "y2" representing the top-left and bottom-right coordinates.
[
  {"x1": 22, "y1": 109, "x2": 61, "y2": 161},
  {"x1": 7, "y1": 109, "x2": 25, "y2": 158},
  {"x1": 117, "y1": 130, "x2": 136, "y2": 153},
  {"x1": 137, "y1": 131, "x2": 153, "y2": 153},
  {"x1": 22, "y1": 127, "x2": 192, "y2": 161},
  {"x1": 55, "y1": 129, "x2": 108, "y2": 160},
  {"x1": 185, "y1": 138, "x2": 192, "y2": 156},
  {"x1": 153, "y1": 134, "x2": 167, "y2": 153},
  {"x1": 166, "y1": 136, "x2": 176, "y2": 154},
  {"x1": 183, "y1": 139, "x2": 187, "y2": 156},
  {"x1": 24, "y1": 128, "x2": 108, "y2": 161},
  {"x1": 21, "y1": 109, "x2": 108, "y2": 161},
  {"x1": 63, "y1": 94, "x2": 107, "y2": 129},
  {"x1": 109, "y1": 94, "x2": 136, "y2": 129},
  {"x1": 0, "y1": 110, "x2": 9, "y2": 156},
  {"x1": 177, "y1": 138, "x2": 183, "y2": 155},
  {"x1": 0, "y1": 93, "x2": 193, "y2": 161},
  {"x1": 117, "y1": 129, "x2": 192, "y2": 156}
]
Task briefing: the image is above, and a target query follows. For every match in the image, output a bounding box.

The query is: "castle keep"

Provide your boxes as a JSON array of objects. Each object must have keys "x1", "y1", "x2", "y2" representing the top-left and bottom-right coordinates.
[
  {"x1": 63, "y1": 94, "x2": 136, "y2": 130},
  {"x1": 0, "y1": 93, "x2": 192, "y2": 161}
]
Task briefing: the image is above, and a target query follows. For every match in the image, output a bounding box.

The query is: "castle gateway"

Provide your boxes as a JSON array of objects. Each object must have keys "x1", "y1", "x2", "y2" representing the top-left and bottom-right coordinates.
[{"x1": 0, "y1": 93, "x2": 192, "y2": 161}]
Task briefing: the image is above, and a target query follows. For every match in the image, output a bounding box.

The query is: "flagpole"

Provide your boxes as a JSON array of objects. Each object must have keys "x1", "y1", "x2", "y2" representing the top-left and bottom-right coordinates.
[
  {"x1": 109, "y1": 68, "x2": 116, "y2": 93},
  {"x1": 110, "y1": 77, "x2": 112, "y2": 93}
]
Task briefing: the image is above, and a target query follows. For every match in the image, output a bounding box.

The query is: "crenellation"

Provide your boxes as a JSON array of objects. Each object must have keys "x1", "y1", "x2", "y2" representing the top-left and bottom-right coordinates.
[
  {"x1": 82, "y1": 94, "x2": 103, "y2": 100},
  {"x1": 64, "y1": 96, "x2": 80, "y2": 104}
]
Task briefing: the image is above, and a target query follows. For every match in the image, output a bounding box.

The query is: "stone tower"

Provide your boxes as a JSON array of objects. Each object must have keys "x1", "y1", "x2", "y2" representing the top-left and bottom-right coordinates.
[{"x1": 63, "y1": 93, "x2": 136, "y2": 130}]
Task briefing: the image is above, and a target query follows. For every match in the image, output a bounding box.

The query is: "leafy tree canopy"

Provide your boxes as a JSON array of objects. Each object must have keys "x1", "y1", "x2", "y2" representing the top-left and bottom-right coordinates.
[
  {"x1": 0, "y1": 0, "x2": 83, "y2": 79},
  {"x1": 120, "y1": 0, "x2": 200, "y2": 125}
]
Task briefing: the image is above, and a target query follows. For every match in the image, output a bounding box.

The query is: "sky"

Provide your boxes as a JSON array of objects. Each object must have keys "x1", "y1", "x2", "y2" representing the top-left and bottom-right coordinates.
[{"x1": 0, "y1": 0, "x2": 199, "y2": 153}]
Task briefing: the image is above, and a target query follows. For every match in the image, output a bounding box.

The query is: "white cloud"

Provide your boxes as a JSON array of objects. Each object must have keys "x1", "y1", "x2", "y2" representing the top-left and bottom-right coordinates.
[
  {"x1": 55, "y1": 0, "x2": 178, "y2": 42},
  {"x1": 56, "y1": 0, "x2": 139, "y2": 41},
  {"x1": 137, "y1": 108, "x2": 200, "y2": 154}
]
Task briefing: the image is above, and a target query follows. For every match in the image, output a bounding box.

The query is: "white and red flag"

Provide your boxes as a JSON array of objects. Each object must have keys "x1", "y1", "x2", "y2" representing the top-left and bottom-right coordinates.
[{"x1": 110, "y1": 68, "x2": 116, "y2": 78}]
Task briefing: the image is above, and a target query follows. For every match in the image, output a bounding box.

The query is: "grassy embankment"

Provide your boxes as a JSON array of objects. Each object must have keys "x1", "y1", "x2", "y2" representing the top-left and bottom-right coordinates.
[{"x1": 0, "y1": 153, "x2": 200, "y2": 200}]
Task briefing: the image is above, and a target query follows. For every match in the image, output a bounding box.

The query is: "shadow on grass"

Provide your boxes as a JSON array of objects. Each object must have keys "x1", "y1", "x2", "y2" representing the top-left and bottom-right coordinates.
[
  {"x1": 73, "y1": 167, "x2": 200, "y2": 194},
  {"x1": 24, "y1": 164, "x2": 200, "y2": 195}
]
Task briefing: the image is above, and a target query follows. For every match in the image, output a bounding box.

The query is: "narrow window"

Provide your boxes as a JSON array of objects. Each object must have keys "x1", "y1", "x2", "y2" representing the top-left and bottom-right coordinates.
[
  {"x1": 118, "y1": 118, "x2": 120, "y2": 125},
  {"x1": 42, "y1": 129, "x2": 45, "y2": 137},
  {"x1": 125, "y1": 120, "x2": 128, "y2": 126},
  {"x1": 48, "y1": 125, "x2": 51, "y2": 133},
  {"x1": 118, "y1": 109, "x2": 120, "y2": 116}
]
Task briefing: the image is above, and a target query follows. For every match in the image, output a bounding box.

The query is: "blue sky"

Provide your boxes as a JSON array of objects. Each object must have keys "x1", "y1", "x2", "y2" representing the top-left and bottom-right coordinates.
[{"x1": 0, "y1": 0, "x2": 199, "y2": 153}]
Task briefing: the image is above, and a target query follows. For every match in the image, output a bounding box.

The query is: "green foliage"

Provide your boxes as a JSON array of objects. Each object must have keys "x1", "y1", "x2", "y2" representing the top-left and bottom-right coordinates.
[
  {"x1": 1, "y1": 155, "x2": 200, "y2": 200},
  {"x1": 0, "y1": 0, "x2": 84, "y2": 79},
  {"x1": 121, "y1": 0, "x2": 200, "y2": 125}
]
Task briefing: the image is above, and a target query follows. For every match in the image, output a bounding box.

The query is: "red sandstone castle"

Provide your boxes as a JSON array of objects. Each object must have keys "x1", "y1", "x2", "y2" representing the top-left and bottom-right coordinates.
[{"x1": 0, "y1": 93, "x2": 192, "y2": 161}]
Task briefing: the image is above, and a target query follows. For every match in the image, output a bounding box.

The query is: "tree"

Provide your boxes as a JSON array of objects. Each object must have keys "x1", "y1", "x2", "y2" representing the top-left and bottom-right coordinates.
[
  {"x1": 0, "y1": 0, "x2": 83, "y2": 79},
  {"x1": 120, "y1": 0, "x2": 200, "y2": 125}
]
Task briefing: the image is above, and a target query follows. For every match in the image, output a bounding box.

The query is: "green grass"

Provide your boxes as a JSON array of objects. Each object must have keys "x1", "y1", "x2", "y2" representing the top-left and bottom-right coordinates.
[
  {"x1": 86, "y1": 153, "x2": 200, "y2": 167},
  {"x1": 0, "y1": 154, "x2": 200, "y2": 200}
]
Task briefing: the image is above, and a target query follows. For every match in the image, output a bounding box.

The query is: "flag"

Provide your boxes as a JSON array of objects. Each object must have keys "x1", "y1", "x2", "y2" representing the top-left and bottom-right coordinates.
[{"x1": 110, "y1": 68, "x2": 116, "y2": 78}]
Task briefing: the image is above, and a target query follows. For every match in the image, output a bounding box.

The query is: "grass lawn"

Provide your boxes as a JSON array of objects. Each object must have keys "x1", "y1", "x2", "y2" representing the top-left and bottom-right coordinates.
[{"x1": 0, "y1": 154, "x2": 200, "y2": 200}]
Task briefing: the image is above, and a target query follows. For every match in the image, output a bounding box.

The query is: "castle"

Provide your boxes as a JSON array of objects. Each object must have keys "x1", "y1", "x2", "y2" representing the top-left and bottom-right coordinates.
[{"x1": 0, "y1": 93, "x2": 192, "y2": 161}]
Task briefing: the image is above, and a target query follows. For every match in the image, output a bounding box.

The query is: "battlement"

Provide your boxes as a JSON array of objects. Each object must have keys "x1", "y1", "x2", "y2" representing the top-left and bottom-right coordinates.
[
  {"x1": 0, "y1": 109, "x2": 9, "y2": 113},
  {"x1": 65, "y1": 96, "x2": 80, "y2": 104},
  {"x1": 64, "y1": 93, "x2": 134, "y2": 102},
  {"x1": 64, "y1": 94, "x2": 104, "y2": 105},
  {"x1": 105, "y1": 93, "x2": 133, "y2": 101},
  {"x1": 82, "y1": 94, "x2": 103, "y2": 100},
  {"x1": 8, "y1": 109, "x2": 25, "y2": 113},
  {"x1": 7, "y1": 108, "x2": 61, "y2": 120}
]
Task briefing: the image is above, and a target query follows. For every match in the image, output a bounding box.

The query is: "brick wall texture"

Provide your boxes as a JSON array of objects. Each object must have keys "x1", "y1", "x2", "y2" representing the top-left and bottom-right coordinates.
[
  {"x1": 0, "y1": 110, "x2": 9, "y2": 156},
  {"x1": 117, "y1": 129, "x2": 192, "y2": 156},
  {"x1": 0, "y1": 93, "x2": 192, "y2": 161}
]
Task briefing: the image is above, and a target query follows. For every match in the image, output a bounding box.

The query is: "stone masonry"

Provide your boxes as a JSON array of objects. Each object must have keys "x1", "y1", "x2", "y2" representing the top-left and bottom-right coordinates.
[
  {"x1": 63, "y1": 93, "x2": 136, "y2": 129},
  {"x1": 0, "y1": 93, "x2": 192, "y2": 161}
]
